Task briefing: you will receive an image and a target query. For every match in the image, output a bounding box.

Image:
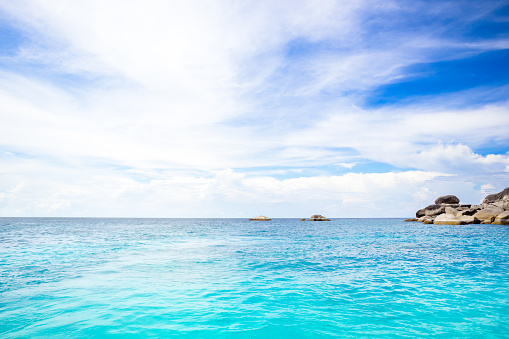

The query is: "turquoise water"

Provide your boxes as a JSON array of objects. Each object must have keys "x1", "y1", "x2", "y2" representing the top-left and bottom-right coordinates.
[{"x1": 1, "y1": 218, "x2": 509, "y2": 338}]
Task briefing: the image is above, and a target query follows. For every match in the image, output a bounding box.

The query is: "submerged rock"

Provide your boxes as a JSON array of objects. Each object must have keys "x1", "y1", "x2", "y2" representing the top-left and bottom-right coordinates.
[{"x1": 249, "y1": 216, "x2": 271, "y2": 221}]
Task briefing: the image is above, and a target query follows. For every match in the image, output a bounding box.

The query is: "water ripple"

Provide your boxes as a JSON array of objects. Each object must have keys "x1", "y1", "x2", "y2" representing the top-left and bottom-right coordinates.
[{"x1": 1, "y1": 218, "x2": 509, "y2": 337}]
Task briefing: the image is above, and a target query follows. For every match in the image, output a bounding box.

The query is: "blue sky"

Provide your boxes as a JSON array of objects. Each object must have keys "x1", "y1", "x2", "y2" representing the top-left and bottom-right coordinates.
[{"x1": 0, "y1": 0, "x2": 508, "y2": 217}]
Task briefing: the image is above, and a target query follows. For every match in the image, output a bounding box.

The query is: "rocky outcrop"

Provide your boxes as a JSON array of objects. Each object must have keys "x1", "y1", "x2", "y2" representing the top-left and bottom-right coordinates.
[
  {"x1": 407, "y1": 187, "x2": 509, "y2": 225},
  {"x1": 301, "y1": 214, "x2": 331, "y2": 221},
  {"x1": 482, "y1": 187, "x2": 509, "y2": 210},
  {"x1": 249, "y1": 216, "x2": 271, "y2": 221}
]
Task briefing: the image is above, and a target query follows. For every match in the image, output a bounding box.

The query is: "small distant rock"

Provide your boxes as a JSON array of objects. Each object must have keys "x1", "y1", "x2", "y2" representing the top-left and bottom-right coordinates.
[
  {"x1": 435, "y1": 195, "x2": 460, "y2": 204},
  {"x1": 249, "y1": 215, "x2": 271, "y2": 221},
  {"x1": 302, "y1": 214, "x2": 331, "y2": 221}
]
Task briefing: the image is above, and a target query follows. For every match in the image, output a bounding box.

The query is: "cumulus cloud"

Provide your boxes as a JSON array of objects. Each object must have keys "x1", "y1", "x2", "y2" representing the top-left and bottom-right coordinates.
[{"x1": 285, "y1": 103, "x2": 509, "y2": 173}]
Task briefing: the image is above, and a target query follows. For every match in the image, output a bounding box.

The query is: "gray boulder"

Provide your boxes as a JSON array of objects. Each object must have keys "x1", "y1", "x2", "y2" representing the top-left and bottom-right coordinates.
[
  {"x1": 494, "y1": 211, "x2": 509, "y2": 225},
  {"x1": 457, "y1": 205, "x2": 481, "y2": 216},
  {"x1": 433, "y1": 214, "x2": 478, "y2": 225},
  {"x1": 434, "y1": 214, "x2": 465, "y2": 225},
  {"x1": 435, "y1": 195, "x2": 460, "y2": 204},
  {"x1": 445, "y1": 206, "x2": 458, "y2": 216},
  {"x1": 416, "y1": 204, "x2": 444, "y2": 217},
  {"x1": 445, "y1": 205, "x2": 473, "y2": 216},
  {"x1": 458, "y1": 215, "x2": 478, "y2": 224},
  {"x1": 416, "y1": 203, "x2": 471, "y2": 218},
  {"x1": 473, "y1": 206, "x2": 504, "y2": 223},
  {"x1": 417, "y1": 216, "x2": 434, "y2": 223},
  {"x1": 482, "y1": 187, "x2": 509, "y2": 207},
  {"x1": 491, "y1": 201, "x2": 509, "y2": 210}
]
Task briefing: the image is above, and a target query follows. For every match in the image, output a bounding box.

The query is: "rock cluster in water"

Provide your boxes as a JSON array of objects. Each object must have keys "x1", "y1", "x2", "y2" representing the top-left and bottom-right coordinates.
[
  {"x1": 406, "y1": 187, "x2": 509, "y2": 225},
  {"x1": 300, "y1": 214, "x2": 331, "y2": 221},
  {"x1": 249, "y1": 215, "x2": 271, "y2": 221}
]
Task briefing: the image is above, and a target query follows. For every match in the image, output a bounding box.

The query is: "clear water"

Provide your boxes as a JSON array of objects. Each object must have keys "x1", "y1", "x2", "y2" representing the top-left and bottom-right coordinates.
[{"x1": 1, "y1": 218, "x2": 509, "y2": 338}]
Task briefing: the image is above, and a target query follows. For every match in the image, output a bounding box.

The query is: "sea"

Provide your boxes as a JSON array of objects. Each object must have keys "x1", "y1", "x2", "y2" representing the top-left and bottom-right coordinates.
[{"x1": 1, "y1": 217, "x2": 509, "y2": 338}]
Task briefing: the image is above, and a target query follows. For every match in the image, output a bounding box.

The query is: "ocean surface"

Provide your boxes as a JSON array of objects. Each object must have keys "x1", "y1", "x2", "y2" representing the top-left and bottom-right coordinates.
[{"x1": 1, "y1": 218, "x2": 509, "y2": 338}]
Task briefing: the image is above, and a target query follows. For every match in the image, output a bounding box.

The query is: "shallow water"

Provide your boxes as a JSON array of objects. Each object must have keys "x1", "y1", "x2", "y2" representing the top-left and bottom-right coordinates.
[{"x1": 1, "y1": 218, "x2": 509, "y2": 337}]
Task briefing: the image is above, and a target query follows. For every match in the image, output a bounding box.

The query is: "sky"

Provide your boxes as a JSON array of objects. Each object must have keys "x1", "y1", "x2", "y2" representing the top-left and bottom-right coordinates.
[{"x1": 0, "y1": 0, "x2": 508, "y2": 218}]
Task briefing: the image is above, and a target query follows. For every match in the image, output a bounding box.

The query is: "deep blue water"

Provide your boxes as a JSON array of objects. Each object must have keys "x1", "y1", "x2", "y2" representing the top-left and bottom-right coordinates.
[{"x1": 1, "y1": 218, "x2": 509, "y2": 338}]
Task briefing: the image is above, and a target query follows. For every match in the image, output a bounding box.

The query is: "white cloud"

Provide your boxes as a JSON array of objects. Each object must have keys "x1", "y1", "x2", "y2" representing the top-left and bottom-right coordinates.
[
  {"x1": 0, "y1": 153, "x2": 450, "y2": 217},
  {"x1": 413, "y1": 144, "x2": 509, "y2": 174},
  {"x1": 285, "y1": 103, "x2": 509, "y2": 173},
  {"x1": 480, "y1": 183, "x2": 496, "y2": 196},
  {"x1": 336, "y1": 162, "x2": 358, "y2": 169},
  {"x1": 0, "y1": 1, "x2": 508, "y2": 216}
]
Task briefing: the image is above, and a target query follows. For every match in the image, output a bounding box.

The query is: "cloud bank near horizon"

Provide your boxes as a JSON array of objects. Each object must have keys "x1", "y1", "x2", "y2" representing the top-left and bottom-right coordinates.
[{"x1": 0, "y1": 0, "x2": 508, "y2": 217}]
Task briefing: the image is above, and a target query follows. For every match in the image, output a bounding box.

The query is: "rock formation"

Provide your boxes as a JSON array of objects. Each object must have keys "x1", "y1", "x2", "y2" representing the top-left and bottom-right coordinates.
[
  {"x1": 482, "y1": 187, "x2": 509, "y2": 210},
  {"x1": 301, "y1": 214, "x2": 331, "y2": 221},
  {"x1": 435, "y1": 195, "x2": 460, "y2": 204},
  {"x1": 249, "y1": 216, "x2": 271, "y2": 221},
  {"x1": 407, "y1": 187, "x2": 509, "y2": 225}
]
